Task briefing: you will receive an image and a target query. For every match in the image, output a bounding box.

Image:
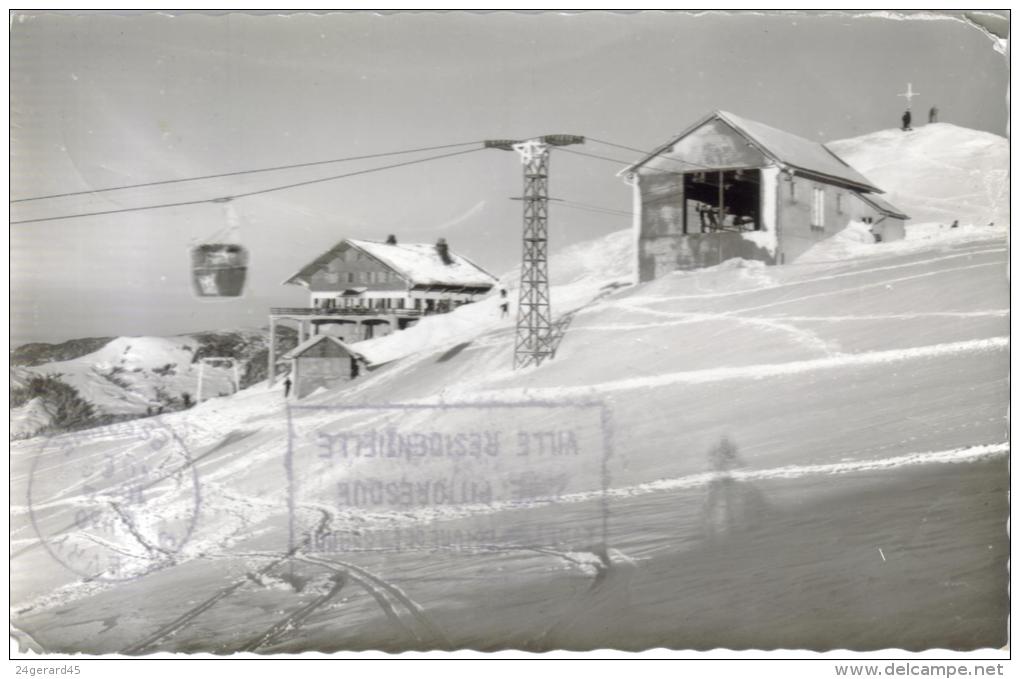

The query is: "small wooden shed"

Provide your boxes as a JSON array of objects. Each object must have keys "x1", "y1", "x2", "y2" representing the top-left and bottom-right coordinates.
[{"x1": 281, "y1": 335, "x2": 365, "y2": 399}]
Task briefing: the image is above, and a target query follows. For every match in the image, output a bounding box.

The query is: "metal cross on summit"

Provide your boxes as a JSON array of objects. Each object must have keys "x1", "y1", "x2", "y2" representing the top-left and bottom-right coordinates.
[{"x1": 898, "y1": 82, "x2": 920, "y2": 110}]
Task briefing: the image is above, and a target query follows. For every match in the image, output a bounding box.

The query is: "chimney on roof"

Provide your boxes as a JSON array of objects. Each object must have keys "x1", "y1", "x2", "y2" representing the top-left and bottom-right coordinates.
[
  {"x1": 435, "y1": 237, "x2": 453, "y2": 265},
  {"x1": 386, "y1": 234, "x2": 397, "y2": 245}
]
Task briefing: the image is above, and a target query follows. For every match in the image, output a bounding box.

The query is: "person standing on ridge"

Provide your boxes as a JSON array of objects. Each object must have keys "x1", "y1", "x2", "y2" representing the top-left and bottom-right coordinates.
[
  {"x1": 902, "y1": 109, "x2": 912, "y2": 131},
  {"x1": 929, "y1": 106, "x2": 939, "y2": 123},
  {"x1": 283, "y1": 376, "x2": 292, "y2": 398}
]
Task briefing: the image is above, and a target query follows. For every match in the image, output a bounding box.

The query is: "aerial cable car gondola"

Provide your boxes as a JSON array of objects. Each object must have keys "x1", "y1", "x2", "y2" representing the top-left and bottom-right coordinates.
[{"x1": 190, "y1": 198, "x2": 249, "y2": 298}]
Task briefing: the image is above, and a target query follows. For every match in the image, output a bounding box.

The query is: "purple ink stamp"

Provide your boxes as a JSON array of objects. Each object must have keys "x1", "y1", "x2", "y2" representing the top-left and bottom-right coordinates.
[
  {"x1": 25, "y1": 419, "x2": 202, "y2": 582},
  {"x1": 284, "y1": 400, "x2": 613, "y2": 556}
]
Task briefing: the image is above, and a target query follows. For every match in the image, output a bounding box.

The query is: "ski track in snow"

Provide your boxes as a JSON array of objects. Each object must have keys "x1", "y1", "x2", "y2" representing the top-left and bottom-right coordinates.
[
  {"x1": 601, "y1": 301, "x2": 841, "y2": 356},
  {"x1": 745, "y1": 310, "x2": 1008, "y2": 322},
  {"x1": 472, "y1": 336, "x2": 1008, "y2": 398},
  {"x1": 613, "y1": 246, "x2": 1004, "y2": 307},
  {"x1": 589, "y1": 442, "x2": 1009, "y2": 502},
  {"x1": 726, "y1": 262, "x2": 1002, "y2": 316},
  {"x1": 218, "y1": 440, "x2": 1011, "y2": 535},
  {"x1": 573, "y1": 309, "x2": 1007, "y2": 332}
]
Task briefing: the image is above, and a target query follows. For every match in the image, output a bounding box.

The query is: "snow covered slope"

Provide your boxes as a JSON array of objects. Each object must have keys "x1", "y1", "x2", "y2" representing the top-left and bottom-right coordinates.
[
  {"x1": 829, "y1": 122, "x2": 1008, "y2": 227},
  {"x1": 14, "y1": 330, "x2": 267, "y2": 424},
  {"x1": 10, "y1": 231, "x2": 1008, "y2": 652},
  {"x1": 9, "y1": 122, "x2": 1009, "y2": 652}
]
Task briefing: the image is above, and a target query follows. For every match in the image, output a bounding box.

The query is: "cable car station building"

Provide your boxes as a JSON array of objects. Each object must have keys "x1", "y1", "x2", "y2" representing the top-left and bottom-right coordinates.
[{"x1": 623, "y1": 110, "x2": 909, "y2": 281}]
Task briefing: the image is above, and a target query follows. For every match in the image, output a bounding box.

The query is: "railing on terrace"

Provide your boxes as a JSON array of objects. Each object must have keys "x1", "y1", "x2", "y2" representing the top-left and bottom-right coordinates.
[{"x1": 269, "y1": 307, "x2": 424, "y2": 317}]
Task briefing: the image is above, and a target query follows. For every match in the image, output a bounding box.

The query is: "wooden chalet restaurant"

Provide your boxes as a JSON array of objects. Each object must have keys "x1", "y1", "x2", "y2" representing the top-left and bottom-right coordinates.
[{"x1": 268, "y1": 236, "x2": 497, "y2": 389}]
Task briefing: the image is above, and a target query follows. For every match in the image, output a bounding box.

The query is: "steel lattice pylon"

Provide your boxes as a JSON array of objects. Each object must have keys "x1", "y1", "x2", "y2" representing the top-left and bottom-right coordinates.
[
  {"x1": 485, "y1": 134, "x2": 584, "y2": 370},
  {"x1": 512, "y1": 140, "x2": 553, "y2": 369}
]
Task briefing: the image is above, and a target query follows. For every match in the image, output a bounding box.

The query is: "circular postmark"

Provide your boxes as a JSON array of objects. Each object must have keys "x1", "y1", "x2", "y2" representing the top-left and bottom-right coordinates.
[{"x1": 27, "y1": 418, "x2": 202, "y2": 582}]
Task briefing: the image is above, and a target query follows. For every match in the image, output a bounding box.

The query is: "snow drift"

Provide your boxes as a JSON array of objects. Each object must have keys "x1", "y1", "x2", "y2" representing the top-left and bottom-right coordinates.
[{"x1": 828, "y1": 122, "x2": 1008, "y2": 227}]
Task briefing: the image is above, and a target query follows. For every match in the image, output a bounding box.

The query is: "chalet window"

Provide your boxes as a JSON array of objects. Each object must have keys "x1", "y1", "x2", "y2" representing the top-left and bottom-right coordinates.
[
  {"x1": 346, "y1": 272, "x2": 355, "y2": 283},
  {"x1": 811, "y1": 187, "x2": 825, "y2": 229}
]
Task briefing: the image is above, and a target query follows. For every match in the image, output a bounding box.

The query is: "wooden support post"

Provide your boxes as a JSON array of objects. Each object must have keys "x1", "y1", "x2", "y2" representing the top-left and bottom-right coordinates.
[
  {"x1": 718, "y1": 170, "x2": 725, "y2": 265},
  {"x1": 268, "y1": 316, "x2": 276, "y2": 387},
  {"x1": 718, "y1": 170, "x2": 725, "y2": 227},
  {"x1": 681, "y1": 174, "x2": 688, "y2": 235},
  {"x1": 196, "y1": 361, "x2": 205, "y2": 404}
]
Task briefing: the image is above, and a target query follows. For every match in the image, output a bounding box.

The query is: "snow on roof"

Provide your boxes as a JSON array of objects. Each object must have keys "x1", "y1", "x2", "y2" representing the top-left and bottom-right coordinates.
[
  {"x1": 282, "y1": 334, "x2": 362, "y2": 360},
  {"x1": 284, "y1": 239, "x2": 498, "y2": 289},
  {"x1": 856, "y1": 193, "x2": 910, "y2": 220},
  {"x1": 349, "y1": 239, "x2": 498, "y2": 288},
  {"x1": 625, "y1": 110, "x2": 882, "y2": 193}
]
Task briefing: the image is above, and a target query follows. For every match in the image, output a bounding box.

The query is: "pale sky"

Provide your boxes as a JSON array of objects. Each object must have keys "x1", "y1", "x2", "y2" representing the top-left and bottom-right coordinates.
[{"x1": 10, "y1": 10, "x2": 1008, "y2": 345}]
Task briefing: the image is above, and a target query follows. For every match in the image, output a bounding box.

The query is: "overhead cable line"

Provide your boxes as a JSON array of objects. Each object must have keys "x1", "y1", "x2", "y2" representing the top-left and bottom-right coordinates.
[
  {"x1": 586, "y1": 136, "x2": 719, "y2": 172},
  {"x1": 11, "y1": 146, "x2": 485, "y2": 225},
  {"x1": 11, "y1": 140, "x2": 484, "y2": 203},
  {"x1": 552, "y1": 146, "x2": 680, "y2": 175},
  {"x1": 557, "y1": 200, "x2": 632, "y2": 218},
  {"x1": 553, "y1": 147, "x2": 640, "y2": 167}
]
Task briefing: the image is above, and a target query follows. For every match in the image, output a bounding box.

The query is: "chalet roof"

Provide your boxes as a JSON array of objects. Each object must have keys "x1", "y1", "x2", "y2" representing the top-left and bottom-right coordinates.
[
  {"x1": 284, "y1": 238, "x2": 499, "y2": 289},
  {"x1": 624, "y1": 110, "x2": 882, "y2": 193},
  {"x1": 856, "y1": 192, "x2": 910, "y2": 220},
  {"x1": 282, "y1": 334, "x2": 364, "y2": 361}
]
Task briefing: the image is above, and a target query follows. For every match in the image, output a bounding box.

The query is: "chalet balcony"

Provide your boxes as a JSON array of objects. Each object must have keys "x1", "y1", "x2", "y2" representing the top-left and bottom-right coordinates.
[{"x1": 270, "y1": 307, "x2": 424, "y2": 317}]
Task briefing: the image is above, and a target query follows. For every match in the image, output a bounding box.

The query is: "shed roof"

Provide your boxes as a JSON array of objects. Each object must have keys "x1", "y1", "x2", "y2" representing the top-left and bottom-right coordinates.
[
  {"x1": 624, "y1": 110, "x2": 882, "y2": 193},
  {"x1": 856, "y1": 192, "x2": 911, "y2": 220},
  {"x1": 284, "y1": 238, "x2": 498, "y2": 289},
  {"x1": 282, "y1": 334, "x2": 363, "y2": 361}
]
